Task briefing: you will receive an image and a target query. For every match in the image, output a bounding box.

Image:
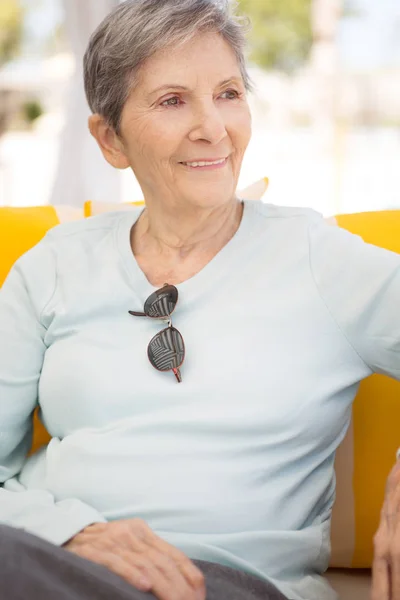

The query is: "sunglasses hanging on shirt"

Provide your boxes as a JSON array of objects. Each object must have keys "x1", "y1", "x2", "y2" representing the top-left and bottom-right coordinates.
[{"x1": 129, "y1": 284, "x2": 185, "y2": 382}]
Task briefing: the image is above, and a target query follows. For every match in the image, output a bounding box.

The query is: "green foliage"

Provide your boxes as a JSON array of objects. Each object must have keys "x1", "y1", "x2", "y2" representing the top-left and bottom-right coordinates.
[
  {"x1": 237, "y1": 0, "x2": 313, "y2": 71},
  {"x1": 0, "y1": 0, "x2": 24, "y2": 65},
  {"x1": 22, "y1": 99, "x2": 44, "y2": 124}
]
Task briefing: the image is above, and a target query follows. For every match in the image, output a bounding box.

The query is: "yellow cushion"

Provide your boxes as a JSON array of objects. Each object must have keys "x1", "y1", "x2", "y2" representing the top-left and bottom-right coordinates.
[
  {"x1": 0, "y1": 207, "x2": 59, "y2": 287},
  {"x1": 0, "y1": 205, "x2": 83, "y2": 455},
  {"x1": 84, "y1": 178, "x2": 270, "y2": 217},
  {"x1": 332, "y1": 211, "x2": 400, "y2": 568},
  {"x1": 0, "y1": 205, "x2": 83, "y2": 286}
]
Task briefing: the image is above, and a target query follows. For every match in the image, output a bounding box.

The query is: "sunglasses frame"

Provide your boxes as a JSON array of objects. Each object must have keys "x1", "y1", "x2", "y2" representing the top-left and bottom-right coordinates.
[{"x1": 129, "y1": 284, "x2": 185, "y2": 382}]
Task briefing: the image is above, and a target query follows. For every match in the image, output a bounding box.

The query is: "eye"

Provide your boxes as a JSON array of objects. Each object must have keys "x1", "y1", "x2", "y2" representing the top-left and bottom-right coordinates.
[
  {"x1": 161, "y1": 96, "x2": 182, "y2": 107},
  {"x1": 220, "y1": 89, "x2": 240, "y2": 100}
]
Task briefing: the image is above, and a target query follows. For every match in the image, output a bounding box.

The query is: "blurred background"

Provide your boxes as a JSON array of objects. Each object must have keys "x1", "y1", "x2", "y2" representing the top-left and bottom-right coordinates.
[{"x1": 0, "y1": 0, "x2": 399, "y2": 215}]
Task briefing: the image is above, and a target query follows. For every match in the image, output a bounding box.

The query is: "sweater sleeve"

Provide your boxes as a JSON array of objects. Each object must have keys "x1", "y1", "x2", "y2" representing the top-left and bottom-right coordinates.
[
  {"x1": 0, "y1": 238, "x2": 105, "y2": 545},
  {"x1": 309, "y1": 216, "x2": 400, "y2": 380}
]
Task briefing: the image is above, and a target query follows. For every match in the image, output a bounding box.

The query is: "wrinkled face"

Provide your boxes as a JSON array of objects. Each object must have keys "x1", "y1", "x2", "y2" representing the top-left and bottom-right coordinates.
[{"x1": 118, "y1": 32, "x2": 252, "y2": 211}]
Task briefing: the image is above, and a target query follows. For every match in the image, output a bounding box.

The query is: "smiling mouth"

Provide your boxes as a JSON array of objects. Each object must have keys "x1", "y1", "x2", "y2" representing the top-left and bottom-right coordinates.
[{"x1": 179, "y1": 158, "x2": 228, "y2": 170}]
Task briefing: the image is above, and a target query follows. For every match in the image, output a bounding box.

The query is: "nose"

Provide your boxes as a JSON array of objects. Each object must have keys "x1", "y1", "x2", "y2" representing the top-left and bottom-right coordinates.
[{"x1": 188, "y1": 99, "x2": 228, "y2": 146}]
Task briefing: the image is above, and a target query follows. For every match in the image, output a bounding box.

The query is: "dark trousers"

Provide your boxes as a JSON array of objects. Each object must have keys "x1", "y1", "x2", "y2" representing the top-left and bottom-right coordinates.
[{"x1": 0, "y1": 524, "x2": 288, "y2": 599}]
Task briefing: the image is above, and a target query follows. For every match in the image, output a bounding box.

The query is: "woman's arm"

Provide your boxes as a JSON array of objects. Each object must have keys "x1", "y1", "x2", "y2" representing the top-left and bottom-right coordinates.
[
  {"x1": 310, "y1": 215, "x2": 400, "y2": 599},
  {"x1": 0, "y1": 240, "x2": 206, "y2": 600},
  {"x1": 0, "y1": 239, "x2": 105, "y2": 545},
  {"x1": 308, "y1": 216, "x2": 400, "y2": 380}
]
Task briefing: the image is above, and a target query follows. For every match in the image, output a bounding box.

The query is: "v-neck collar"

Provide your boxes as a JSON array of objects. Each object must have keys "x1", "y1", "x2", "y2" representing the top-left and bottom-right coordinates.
[{"x1": 116, "y1": 199, "x2": 257, "y2": 298}]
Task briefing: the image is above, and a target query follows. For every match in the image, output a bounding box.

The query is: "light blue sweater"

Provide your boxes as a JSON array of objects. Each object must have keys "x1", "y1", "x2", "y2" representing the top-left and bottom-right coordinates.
[{"x1": 1, "y1": 201, "x2": 400, "y2": 600}]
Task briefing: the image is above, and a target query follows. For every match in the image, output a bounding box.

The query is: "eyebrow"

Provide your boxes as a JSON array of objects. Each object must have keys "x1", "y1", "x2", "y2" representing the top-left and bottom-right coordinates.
[{"x1": 147, "y1": 77, "x2": 243, "y2": 99}]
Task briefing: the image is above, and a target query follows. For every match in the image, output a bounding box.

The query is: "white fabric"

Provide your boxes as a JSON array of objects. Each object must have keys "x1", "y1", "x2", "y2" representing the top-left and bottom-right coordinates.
[
  {"x1": 2, "y1": 201, "x2": 400, "y2": 598},
  {"x1": 50, "y1": 0, "x2": 121, "y2": 207}
]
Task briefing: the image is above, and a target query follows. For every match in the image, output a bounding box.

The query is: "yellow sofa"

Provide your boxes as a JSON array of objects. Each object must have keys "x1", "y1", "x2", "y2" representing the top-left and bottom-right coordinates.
[{"x1": 1, "y1": 204, "x2": 400, "y2": 600}]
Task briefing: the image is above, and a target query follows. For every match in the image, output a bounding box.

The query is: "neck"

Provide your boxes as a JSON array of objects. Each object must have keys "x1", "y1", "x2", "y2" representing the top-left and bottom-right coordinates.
[{"x1": 131, "y1": 197, "x2": 244, "y2": 262}]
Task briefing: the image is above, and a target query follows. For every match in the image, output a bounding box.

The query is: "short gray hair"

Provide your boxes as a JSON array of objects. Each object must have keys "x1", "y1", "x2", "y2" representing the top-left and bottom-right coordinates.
[{"x1": 84, "y1": 0, "x2": 253, "y2": 134}]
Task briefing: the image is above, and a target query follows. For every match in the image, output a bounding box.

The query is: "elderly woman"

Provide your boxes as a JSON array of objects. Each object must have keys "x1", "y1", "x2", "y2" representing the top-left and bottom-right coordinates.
[{"x1": 0, "y1": 1, "x2": 399, "y2": 600}]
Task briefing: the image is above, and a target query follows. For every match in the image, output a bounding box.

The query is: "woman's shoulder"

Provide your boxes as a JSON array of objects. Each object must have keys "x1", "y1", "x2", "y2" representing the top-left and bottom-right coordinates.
[
  {"x1": 11, "y1": 210, "x2": 137, "y2": 283},
  {"x1": 247, "y1": 200, "x2": 324, "y2": 225},
  {"x1": 45, "y1": 210, "x2": 133, "y2": 243}
]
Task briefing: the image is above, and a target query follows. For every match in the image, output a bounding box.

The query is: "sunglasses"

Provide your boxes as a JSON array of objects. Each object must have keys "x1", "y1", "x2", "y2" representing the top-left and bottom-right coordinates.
[{"x1": 129, "y1": 284, "x2": 185, "y2": 383}]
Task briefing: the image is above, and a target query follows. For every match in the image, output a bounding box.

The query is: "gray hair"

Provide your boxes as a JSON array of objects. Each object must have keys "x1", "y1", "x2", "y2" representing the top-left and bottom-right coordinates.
[{"x1": 84, "y1": 0, "x2": 253, "y2": 134}]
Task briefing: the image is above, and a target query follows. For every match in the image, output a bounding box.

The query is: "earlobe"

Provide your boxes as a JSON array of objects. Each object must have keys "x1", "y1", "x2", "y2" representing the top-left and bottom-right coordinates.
[{"x1": 88, "y1": 114, "x2": 130, "y2": 170}]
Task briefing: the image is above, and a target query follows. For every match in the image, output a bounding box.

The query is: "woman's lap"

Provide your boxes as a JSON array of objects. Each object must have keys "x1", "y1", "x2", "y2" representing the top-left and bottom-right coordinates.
[{"x1": 0, "y1": 524, "x2": 287, "y2": 600}]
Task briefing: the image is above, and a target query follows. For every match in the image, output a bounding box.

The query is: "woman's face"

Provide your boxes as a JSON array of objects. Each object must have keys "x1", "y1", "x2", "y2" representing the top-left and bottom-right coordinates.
[{"x1": 118, "y1": 32, "x2": 252, "y2": 211}]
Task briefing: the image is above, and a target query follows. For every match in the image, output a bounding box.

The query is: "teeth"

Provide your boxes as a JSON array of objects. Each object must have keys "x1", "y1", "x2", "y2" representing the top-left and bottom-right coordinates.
[{"x1": 183, "y1": 158, "x2": 226, "y2": 167}]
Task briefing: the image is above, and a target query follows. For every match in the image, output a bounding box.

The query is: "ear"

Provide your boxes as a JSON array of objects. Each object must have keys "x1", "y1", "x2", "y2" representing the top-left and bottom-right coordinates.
[{"x1": 88, "y1": 114, "x2": 130, "y2": 170}]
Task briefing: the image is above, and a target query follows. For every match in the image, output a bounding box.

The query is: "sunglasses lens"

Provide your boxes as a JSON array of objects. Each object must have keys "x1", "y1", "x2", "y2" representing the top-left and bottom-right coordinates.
[
  {"x1": 148, "y1": 326, "x2": 185, "y2": 372},
  {"x1": 144, "y1": 285, "x2": 178, "y2": 318}
]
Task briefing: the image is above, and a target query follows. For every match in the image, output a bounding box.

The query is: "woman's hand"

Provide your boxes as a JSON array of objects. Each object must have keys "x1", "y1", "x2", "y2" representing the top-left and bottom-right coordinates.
[
  {"x1": 372, "y1": 460, "x2": 400, "y2": 599},
  {"x1": 64, "y1": 518, "x2": 206, "y2": 600}
]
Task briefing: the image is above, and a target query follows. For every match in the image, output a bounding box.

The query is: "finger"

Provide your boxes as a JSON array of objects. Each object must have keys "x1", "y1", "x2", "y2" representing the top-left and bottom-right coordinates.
[
  {"x1": 386, "y1": 462, "x2": 400, "y2": 496},
  {"x1": 76, "y1": 546, "x2": 152, "y2": 592},
  {"x1": 392, "y1": 562, "x2": 400, "y2": 600},
  {"x1": 385, "y1": 466, "x2": 400, "y2": 528},
  {"x1": 136, "y1": 550, "x2": 199, "y2": 600},
  {"x1": 390, "y1": 533, "x2": 400, "y2": 599},
  {"x1": 144, "y1": 530, "x2": 205, "y2": 593},
  {"x1": 127, "y1": 520, "x2": 205, "y2": 597},
  {"x1": 383, "y1": 490, "x2": 400, "y2": 599},
  {"x1": 372, "y1": 522, "x2": 390, "y2": 600},
  {"x1": 372, "y1": 554, "x2": 390, "y2": 600},
  {"x1": 386, "y1": 493, "x2": 400, "y2": 531}
]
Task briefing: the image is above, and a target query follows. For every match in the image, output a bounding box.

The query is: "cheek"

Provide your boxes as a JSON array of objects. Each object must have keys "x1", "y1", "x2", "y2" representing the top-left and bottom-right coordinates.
[
  {"x1": 227, "y1": 109, "x2": 252, "y2": 151},
  {"x1": 121, "y1": 111, "x2": 179, "y2": 162},
  {"x1": 232, "y1": 129, "x2": 251, "y2": 158},
  {"x1": 139, "y1": 117, "x2": 183, "y2": 159},
  {"x1": 126, "y1": 131, "x2": 175, "y2": 171}
]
